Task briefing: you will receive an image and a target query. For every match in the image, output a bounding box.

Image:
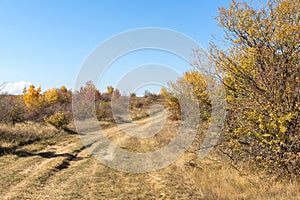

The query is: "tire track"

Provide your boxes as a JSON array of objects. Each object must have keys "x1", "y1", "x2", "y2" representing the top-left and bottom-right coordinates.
[{"x1": 3, "y1": 137, "x2": 85, "y2": 200}]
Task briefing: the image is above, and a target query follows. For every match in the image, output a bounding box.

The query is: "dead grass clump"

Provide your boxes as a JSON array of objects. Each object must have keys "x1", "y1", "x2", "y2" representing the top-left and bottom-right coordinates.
[
  {"x1": 0, "y1": 122, "x2": 58, "y2": 155},
  {"x1": 180, "y1": 152, "x2": 300, "y2": 200}
]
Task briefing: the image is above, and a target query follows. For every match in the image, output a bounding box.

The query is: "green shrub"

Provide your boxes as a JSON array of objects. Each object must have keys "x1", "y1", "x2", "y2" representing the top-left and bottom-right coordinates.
[{"x1": 45, "y1": 112, "x2": 69, "y2": 130}]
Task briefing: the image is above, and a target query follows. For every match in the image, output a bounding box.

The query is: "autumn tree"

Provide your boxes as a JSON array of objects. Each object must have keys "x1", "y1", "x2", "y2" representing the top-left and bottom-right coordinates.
[
  {"x1": 44, "y1": 86, "x2": 72, "y2": 105},
  {"x1": 160, "y1": 87, "x2": 181, "y2": 120},
  {"x1": 208, "y1": 0, "x2": 300, "y2": 177},
  {"x1": 174, "y1": 70, "x2": 212, "y2": 120},
  {"x1": 112, "y1": 88, "x2": 121, "y2": 98},
  {"x1": 43, "y1": 86, "x2": 73, "y2": 118},
  {"x1": 44, "y1": 88, "x2": 60, "y2": 104},
  {"x1": 73, "y1": 81, "x2": 101, "y2": 120},
  {"x1": 106, "y1": 86, "x2": 114, "y2": 95},
  {"x1": 162, "y1": 70, "x2": 213, "y2": 121},
  {"x1": 23, "y1": 85, "x2": 43, "y2": 119}
]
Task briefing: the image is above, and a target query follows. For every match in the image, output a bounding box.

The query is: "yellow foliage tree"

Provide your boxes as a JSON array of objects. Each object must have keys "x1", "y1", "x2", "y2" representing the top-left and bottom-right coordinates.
[
  {"x1": 44, "y1": 88, "x2": 60, "y2": 104},
  {"x1": 23, "y1": 85, "x2": 43, "y2": 115},
  {"x1": 208, "y1": 0, "x2": 300, "y2": 176},
  {"x1": 44, "y1": 86, "x2": 71, "y2": 105},
  {"x1": 60, "y1": 86, "x2": 67, "y2": 93},
  {"x1": 164, "y1": 70, "x2": 213, "y2": 121},
  {"x1": 106, "y1": 86, "x2": 114, "y2": 95},
  {"x1": 160, "y1": 87, "x2": 181, "y2": 120},
  {"x1": 181, "y1": 70, "x2": 212, "y2": 120}
]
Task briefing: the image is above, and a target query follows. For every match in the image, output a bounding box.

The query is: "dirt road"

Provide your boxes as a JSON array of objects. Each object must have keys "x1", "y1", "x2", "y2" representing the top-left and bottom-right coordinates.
[{"x1": 0, "y1": 112, "x2": 206, "y2": 199}]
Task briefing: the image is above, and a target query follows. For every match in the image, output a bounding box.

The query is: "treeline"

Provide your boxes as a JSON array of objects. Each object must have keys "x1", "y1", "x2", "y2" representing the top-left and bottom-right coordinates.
[
  {"x1": 0, "y1": 81, "x2": 162, "y2": 129},
  {"x1": 0, "y1": 85, "x2": 73, "y2": 129}
]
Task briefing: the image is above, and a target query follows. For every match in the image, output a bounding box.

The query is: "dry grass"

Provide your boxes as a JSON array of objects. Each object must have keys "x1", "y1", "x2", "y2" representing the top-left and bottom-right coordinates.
[
  {"x1": 0, "y1": 122, "x2": 59, "y2": 155},
  {"x1": 178, "y1": 151, "x2": 300, "y2": 200}
]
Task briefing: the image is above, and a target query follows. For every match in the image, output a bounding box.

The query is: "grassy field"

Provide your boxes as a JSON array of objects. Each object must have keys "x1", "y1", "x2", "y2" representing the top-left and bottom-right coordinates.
[{"x1": 0, "y1": 115, "x2": 299, "y2": 200}]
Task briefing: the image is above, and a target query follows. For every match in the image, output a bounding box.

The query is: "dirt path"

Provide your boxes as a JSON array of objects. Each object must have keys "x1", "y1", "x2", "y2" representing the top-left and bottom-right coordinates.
[{"x1": 0, "y1": 111, "x2": 206, "y2": 199}]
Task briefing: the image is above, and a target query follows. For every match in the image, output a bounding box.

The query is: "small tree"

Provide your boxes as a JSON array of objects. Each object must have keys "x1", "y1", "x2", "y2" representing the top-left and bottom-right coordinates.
[
  {"x1": 73, "y1": 82, "x2": 99, "y2": 120},
  {"x1": 23, "y1": 85, "x2": 44, "y2": 120},
  {"x1": 106, "y1": 86, "x2": 114, "y2": 95},
  {"x1": 44, "y1": 88, "x2": 60, "y2": 105},
  {"x1": 165, "y1": 70, "x2": 213, "y2": 121},
  {"x1": 112, "y1": 89, "x2": 121, "y2": 98},
  {"x1": 160, "y1": 87, "x2": 181, "y2": 121}
]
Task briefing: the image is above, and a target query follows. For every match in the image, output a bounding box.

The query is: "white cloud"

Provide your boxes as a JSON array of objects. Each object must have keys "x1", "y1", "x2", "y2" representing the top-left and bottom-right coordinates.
[{"x1": 0, "y1": 81, "x2": 31, "y2": 95}]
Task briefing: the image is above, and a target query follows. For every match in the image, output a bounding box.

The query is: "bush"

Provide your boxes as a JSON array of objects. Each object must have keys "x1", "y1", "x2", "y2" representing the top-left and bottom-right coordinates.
[
  {"x1": 96, "y1": 101, "x2": 113, "y2": 121},
  {"x1": 0, "y1": 95, "x2": 26, "y2": 125},
  {"x1": 2, "y1": 106, "x2": 25, "y2": 125},
  {"x1": 45, "y1": 112, "x2": 69, "y2": 130},
  {"x1": 132, "y1": 100, "x2": 143, "y2": 108},
  {"x1": 208, "y1": 0, "x2": 300, "y2": 178}
]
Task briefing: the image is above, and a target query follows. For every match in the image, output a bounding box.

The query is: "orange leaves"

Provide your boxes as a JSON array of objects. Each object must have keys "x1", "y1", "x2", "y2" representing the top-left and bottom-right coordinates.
[
  {"x1": 44, "y1": 88, "x2": 59, "y2": 104},
  {"x1": 44, "y1": 86, "x2": 71, "y2": 105},
  {"x1": 23, "y1": 85, "x2": 43, "y2": 113},
  {"x1": 23, "y1": 85, "x2": 72, "y2": 117}
]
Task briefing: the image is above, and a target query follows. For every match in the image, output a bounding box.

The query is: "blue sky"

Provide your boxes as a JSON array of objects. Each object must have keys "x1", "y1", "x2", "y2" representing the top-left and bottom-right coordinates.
[{"x1": 0, "y1": 0, "x2": 233, "y2": 94}]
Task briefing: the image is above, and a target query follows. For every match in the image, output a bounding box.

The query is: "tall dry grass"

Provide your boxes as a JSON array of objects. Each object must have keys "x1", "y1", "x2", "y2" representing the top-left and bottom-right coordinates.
[
  {"x1": 177, "y1": 151, "x2": 300, "y2": 200},
  {"x1": 0, "y1": 122, "x2": 58, "y2": 155}
]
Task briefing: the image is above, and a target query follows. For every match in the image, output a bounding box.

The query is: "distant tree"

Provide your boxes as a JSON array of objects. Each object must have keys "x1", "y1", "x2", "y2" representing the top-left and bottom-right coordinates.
[
  {"x1": 130, "y1": 92, "x2": 136, "y2": 98},
  {"x1": 44, "y1": 88, "x2": 60, "y2": 104},
  {"x1": 166, "y1": 70, "x2": 213, "y2": 121},
  {"x1": 42, "y1": 86, "x2": 73, "y2": 118},
  {"x1": 73, "y1": 81, "x2": 99, "y2": 120},
  {"x1": 58, "y1": 85, "x2": 72, "y2": 104},
  {"x1": 159, "y1": 87, "x2": 181, "y2": 121},
  {"x1": 60, "y1": 85, "x2": 67, "y2": 93},
  {"x1": 106, "y1": 86, "x2": 114, "y2": 95},
  {"x1": 144, "y1": 90, "x2": 151, "y2": 98},
  {"x1": 23, "y1": 85, "x2": 43, "y2": 118},
  {"x1": 112, "y1": 89, "x2": 121, "y2": 98},
  {"x1": 159, "y1": 88, "x2": 168, "y2": 97}
]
